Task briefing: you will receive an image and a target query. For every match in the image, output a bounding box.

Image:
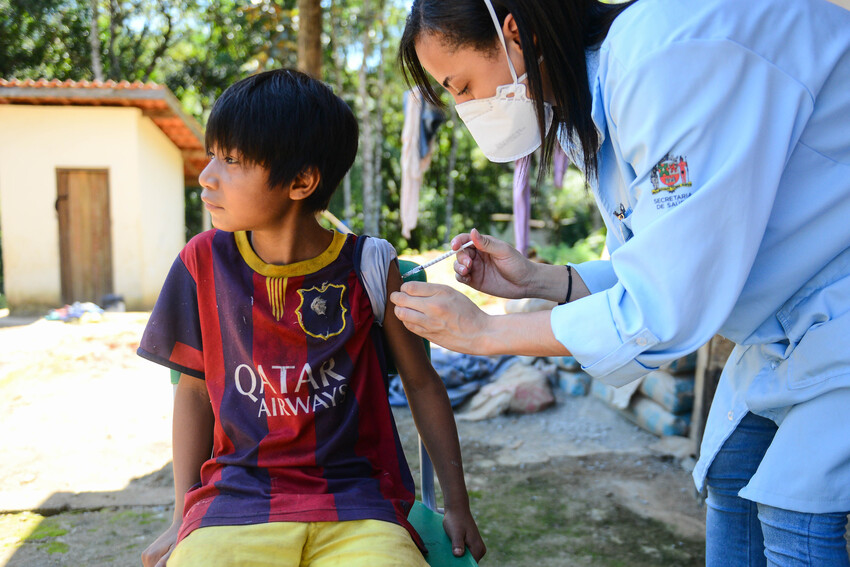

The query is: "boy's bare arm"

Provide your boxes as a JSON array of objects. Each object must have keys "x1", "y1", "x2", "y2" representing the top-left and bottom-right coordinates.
[
  {"x1": 142, "y1": 374, "x2": 214, "y2": 567},
  {"x1": 171, "y1": 374, "x2": 214, "y2": 521},
  {"x1": 381, "y1": 260, "x2": 486, "y2": 561}
]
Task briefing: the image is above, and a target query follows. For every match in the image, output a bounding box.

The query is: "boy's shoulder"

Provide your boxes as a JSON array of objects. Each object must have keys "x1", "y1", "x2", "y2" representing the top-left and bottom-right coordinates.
[
  {"x1": 185, "y1": 228, "x2": 220, "y2": 250},
  {"x1": 182, "y1": 229, "x2": 239, "y2": 257},
  {"x1": 355, "y1": 235, "x2": 397, "y2": 271},
  {"x1": 178, "y1": 229, "x2": 230, "y2": 275},
  {"x1": 354, "y1": 234, "x2": 394, "y2": 252},
  {"x1": 353, "y1": 235, "x2": 398, "y2": 325}
]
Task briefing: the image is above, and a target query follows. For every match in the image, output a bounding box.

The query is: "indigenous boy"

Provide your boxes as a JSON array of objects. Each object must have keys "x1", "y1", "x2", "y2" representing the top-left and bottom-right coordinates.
[{"x1": 139, "y1": 69, "x2": 485, "y2": 567}]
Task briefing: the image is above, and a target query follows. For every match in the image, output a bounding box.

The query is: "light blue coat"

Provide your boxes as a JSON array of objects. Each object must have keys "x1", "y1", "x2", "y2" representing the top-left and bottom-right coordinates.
[{"x1": 551, "y1": 0, "x2": 850, "y2": 513}]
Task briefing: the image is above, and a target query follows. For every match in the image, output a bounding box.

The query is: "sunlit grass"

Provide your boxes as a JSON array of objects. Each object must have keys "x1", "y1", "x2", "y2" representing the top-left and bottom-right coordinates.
[{"x1": 0, "y1": 512, "x2": 47, "y2": 559}]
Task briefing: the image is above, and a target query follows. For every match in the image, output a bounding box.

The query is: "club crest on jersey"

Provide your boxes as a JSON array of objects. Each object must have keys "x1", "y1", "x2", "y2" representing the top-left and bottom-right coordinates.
[
  {"x1": 296, "y1": 283, "x2": 347, "y2": 340},
  {"x1": 650, "y1": 153, "x2": 692, "y2": 194}
]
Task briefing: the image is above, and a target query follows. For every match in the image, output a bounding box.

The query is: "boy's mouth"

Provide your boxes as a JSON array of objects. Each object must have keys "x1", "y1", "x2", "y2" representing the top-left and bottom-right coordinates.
[{"x1": 202, "y1": 199, "x2": 223, "y2": 211}]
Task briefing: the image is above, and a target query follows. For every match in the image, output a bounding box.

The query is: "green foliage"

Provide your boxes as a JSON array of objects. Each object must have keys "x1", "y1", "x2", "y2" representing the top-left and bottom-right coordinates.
[
  {"x1": 185, "y1": 185, "x2": 204, "y2": 241},
  {"x1": 39, "y1": 541, "x2": 70, "y2": 554},
  {"x1": 322, "y1": 1, "x2": 517, "y2": 252},
  {"x1": 415, "y1": 119, "x2": 509, "y2": 250},
  {"x1": 25, "y1": 521, "x2": 68, "y2": 540},
  {"x1": 536, "y1": 229, "x2": 607, "y2": 265},
  {"x1": 0, "y1": 0, "x2": 90, "y2": 79},
  {"x1": 160, "y1": 0, "x2": 300, "y2": 119},
  {"x1": 1, "y1": 0, "x2": 601, "y2": 255}
]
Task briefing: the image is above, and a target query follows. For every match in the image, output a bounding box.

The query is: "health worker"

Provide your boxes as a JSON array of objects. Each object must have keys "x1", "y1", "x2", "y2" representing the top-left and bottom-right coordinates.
[{"x1": 391, "y1": 0, "x2": 850, "y2": 565}]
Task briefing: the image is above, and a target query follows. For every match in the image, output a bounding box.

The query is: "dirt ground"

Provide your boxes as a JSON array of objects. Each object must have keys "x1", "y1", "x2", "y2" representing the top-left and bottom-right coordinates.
[{"x1": 0, "y1": 306, "x2": 709, "y2": 567}]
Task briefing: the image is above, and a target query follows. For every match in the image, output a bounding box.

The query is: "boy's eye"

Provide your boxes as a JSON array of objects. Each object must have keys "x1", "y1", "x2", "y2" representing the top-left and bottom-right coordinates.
[
  {"x1": 205, "y1": 150, "x2": 239, "y2": 164},
  {"x1": 458, "y1": 85, "x2": 470, "y2": 96}
]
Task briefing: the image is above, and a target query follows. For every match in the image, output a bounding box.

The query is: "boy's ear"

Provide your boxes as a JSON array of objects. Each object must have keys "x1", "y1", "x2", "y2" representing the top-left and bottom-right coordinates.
[{"x1": 288, "y1": 166, "x2": 321, "y2": 201}]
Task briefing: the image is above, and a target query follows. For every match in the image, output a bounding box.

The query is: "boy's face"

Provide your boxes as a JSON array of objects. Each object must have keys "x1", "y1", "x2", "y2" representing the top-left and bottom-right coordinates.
[{"x1": 199, "y1": 147, "x2": 292, "y2": 233}]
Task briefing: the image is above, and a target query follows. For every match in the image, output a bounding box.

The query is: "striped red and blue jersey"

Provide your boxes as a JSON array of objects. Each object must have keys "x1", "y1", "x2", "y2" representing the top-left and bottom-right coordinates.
[{"x1": 138, "y1": 229, "x2": 420, "y2": 547}]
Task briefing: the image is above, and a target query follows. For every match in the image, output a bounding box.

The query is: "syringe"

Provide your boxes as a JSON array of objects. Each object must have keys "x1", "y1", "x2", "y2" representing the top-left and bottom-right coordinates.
[{"x1": 401, "y1": 241, "x2": 476, "y2": 279}]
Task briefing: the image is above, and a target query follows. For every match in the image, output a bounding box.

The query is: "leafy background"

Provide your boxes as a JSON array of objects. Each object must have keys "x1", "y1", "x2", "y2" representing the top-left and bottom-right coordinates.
[{"x1": 0, "y1": 0, "x2": 606, "y2": 306}]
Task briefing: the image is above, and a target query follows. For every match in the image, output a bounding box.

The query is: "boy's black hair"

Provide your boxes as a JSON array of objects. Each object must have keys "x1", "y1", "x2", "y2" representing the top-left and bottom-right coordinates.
[{"x1": 205, "y1": 68, "x2": 359, "y2": 212}]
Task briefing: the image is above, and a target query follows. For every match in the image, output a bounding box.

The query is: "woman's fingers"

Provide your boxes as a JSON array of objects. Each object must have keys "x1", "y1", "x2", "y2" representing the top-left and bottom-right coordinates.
[
  {"x1": 390, "y1": 283, "x2": 479, "y2": 350},
  {"x1": 470, "y1": 228, "x2": 505, "y2": 256},
  {"x1": 391, "y1": 283, "x2": 450, "y2": 317},
  {"x1": 450, "y1": 232, "x2": 473, "y2": 250},
  {"x1": 454, "y1": 258, "x2": 470, "y2": 277},
  {"x1": 391, "y1": 281, "x2": 438, "y2": 304},
  {"x1": 392, "y1": 301, "x2": 429, "y2": 328},
  {"x1": 391, "y1": 284, "x2": 434, "y2": 320}
]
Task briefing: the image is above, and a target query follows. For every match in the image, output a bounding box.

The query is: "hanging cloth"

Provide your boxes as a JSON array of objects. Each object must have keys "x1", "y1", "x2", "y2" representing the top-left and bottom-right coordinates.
[
  {"x1": 400, "y1": 88, "x2": 444, "y2": 239},
  {"x1": 553, "y1": 145, "x2": 570, "y2": 189},
  {"x1": 512, "y1": 155, "x2": 532, "y2": 256}
]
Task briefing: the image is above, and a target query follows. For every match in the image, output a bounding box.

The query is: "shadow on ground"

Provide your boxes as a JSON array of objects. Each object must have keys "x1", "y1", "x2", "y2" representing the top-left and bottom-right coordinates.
[{"x1": 0, "y1": 464, "x2": 174, "y2": 566}]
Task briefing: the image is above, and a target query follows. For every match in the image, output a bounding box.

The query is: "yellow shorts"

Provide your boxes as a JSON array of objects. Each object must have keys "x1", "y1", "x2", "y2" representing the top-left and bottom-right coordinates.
[{"x1": 168, "y1": 519, "x2": 428, "y2": 567}]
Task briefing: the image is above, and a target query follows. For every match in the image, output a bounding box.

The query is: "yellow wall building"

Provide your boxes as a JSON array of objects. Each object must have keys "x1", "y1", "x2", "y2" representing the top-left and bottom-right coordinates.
[{"x1": 0, "y1": 80, "x2": 206, "y2": 310}]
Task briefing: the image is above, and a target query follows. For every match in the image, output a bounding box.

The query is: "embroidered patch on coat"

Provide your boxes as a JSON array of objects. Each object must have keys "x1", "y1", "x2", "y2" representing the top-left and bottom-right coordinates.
[
  {"x1": 650, "y1": 153, "x2": 692, "y2": 194},
  {"x1": 296, "y1": 283, "x2": 347, "y2": 340}
]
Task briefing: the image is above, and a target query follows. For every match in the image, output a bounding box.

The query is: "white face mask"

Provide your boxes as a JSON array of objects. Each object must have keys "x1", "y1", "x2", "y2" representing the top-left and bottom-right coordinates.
[{"x1": 454, "y1": 0, "x2": 553, "y2": 163}]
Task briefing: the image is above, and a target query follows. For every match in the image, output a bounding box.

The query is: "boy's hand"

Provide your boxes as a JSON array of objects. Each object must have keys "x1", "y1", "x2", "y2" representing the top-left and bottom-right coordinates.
[
  {"x1": 141, "y1": 521, "x2": 180, "y2": 567},
  {"x1": 442, "y1": 506, "x2": 487, "y2": 562}
]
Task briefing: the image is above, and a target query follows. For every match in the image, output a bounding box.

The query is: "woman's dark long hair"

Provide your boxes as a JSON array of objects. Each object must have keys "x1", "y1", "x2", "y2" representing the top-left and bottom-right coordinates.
[{"x1": 399, "y1": 0, "x2": 635, "y2": 180}]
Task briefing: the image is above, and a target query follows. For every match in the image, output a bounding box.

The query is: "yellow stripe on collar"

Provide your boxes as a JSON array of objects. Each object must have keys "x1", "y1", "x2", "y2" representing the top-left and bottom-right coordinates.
[{"x1": 235, "y1": 230, "x2": 347, "y2": 278}]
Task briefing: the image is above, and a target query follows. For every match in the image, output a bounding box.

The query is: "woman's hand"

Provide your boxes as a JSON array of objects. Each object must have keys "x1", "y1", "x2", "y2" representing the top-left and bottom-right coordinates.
[
  {"x1": 452, "y1": 229, "x2": 536, "y2": 299},
  {"x1": 141, "y1": 520, "x2": 180, "y2": 567},
  {"x1": 442, "y1": 505, "x2": 487, "y2": 562},
  {"x1": 390, "y1": 282, "x2": 491, "y2": 355}
]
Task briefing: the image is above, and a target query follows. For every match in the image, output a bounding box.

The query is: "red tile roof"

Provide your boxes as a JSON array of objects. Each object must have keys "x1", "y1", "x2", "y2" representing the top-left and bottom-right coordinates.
[{"x1": 0, "y1": 78, "x2": 207, "y2": 184}]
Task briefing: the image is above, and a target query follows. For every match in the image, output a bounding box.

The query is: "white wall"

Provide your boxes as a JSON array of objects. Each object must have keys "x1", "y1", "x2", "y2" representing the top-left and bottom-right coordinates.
[
  {"x1": 135, "y1": 117, "x2": 185, "y2": 308},
  {"x1": 828, "y1": 0, "x2": 850, "y2": 10},
  {"x1": 0, "y1": 105, "x2": 185, "y2": 309}
]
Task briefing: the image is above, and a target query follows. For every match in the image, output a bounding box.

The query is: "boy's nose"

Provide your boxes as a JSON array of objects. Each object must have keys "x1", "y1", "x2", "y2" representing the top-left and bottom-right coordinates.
[{"x1": 198, "y1": 161, "x2": 216, "y2": 189}]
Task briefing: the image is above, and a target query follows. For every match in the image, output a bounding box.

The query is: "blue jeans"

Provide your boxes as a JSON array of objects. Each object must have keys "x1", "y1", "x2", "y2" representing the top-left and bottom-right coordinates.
[{"x1": 705, "y1": 412, "x2": 850, "y2": 566}]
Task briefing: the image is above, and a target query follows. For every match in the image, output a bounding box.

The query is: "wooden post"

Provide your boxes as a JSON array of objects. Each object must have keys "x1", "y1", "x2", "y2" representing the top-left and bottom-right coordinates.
[{"x1": 690, "y1": 335, "x2": 735, "y2": 460}]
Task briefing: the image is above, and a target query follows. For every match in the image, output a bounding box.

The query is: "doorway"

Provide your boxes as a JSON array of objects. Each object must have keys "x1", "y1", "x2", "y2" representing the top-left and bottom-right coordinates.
[{"x1": 56, "y1": 169, "x2": 113, "y2": 304}]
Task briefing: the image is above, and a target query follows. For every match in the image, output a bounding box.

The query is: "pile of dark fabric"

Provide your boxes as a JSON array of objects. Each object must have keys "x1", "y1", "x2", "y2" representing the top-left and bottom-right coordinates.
[{"x1": 388, "y1": 348, "x2": 514, "y2": 408}]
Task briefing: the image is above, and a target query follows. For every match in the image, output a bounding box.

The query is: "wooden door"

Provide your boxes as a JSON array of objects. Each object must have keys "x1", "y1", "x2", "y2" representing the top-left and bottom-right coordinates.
[{"x1": 56, "y1": 169, "x2": 113, "y2": 304}]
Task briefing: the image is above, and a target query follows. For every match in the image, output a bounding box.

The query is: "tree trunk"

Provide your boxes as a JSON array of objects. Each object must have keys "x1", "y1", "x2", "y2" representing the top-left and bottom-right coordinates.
[
  {"x1": 141, "y1": 11, "x2": 172, "y2": 82},
  {"x1": 444, "y1": 109, "x2": 458, "y2": 244},
  {"x1": 297, "y1": 0, "x2": 322, "y2": 78},
  {"x1": 358, "y1": 0, "x2": 377, "y2": 235},
  {"x1": 107, "y1": 0, "x2": 118, "y2": 78},
  {"x1": 372, "y1": 20, "x2": 385, "y2": 235},
  {"x1": 89, "y1": 0, "x2": 104, "y2": 81},
  {"x1": 691, "y1": 335, "x2": 735, "y2": 462},
  {"x1": 330, "y1": 1, "x2": 352, "y2": 225}
]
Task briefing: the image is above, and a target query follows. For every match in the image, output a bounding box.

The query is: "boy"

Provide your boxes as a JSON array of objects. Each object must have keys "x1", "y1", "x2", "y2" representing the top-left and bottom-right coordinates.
[{"x1": 138, "y1": 69, "x2": 485, "y2": 567}]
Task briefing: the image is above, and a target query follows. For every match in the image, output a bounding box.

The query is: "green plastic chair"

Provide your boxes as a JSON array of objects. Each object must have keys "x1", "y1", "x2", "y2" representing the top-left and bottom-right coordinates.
[{"x1": 398, "y1": 259, "x2": 478, "y2": 567}]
